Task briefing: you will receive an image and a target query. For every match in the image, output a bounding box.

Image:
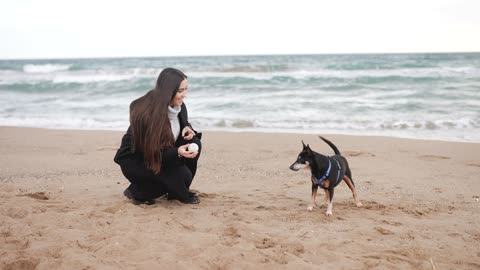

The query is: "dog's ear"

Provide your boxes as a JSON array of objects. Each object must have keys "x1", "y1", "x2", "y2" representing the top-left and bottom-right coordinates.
[
  {"x1": 306, "y1": 144, "x2": 313, "y2": 155},
  {"x1": 302, "y1": 140, "x2": 307, "y2": 149}
]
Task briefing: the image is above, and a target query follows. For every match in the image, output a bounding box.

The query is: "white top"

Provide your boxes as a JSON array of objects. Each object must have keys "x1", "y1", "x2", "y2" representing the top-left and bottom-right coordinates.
[{"x1": 167, "y1": 105, "x2": 181, "y2": 141}]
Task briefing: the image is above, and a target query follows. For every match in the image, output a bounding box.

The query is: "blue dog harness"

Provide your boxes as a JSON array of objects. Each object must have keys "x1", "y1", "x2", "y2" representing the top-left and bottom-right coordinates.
[{"x1": 312, "y1": 157, "x2": 342, "y2": 187}]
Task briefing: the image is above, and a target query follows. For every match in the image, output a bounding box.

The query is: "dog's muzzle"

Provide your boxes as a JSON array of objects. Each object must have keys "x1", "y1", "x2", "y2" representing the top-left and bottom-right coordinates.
[
  {"x1": 289, "y1": 162, "x2": 307, "y2": 171},
  {"x1": 289, "y1": 164, "x2": 298, "y2": 171}
]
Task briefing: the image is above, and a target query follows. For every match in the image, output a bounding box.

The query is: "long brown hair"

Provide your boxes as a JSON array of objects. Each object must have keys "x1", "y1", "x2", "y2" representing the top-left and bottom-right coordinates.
[{"x1": 129, "y1": 68, "x2": 187, "y2": 174}]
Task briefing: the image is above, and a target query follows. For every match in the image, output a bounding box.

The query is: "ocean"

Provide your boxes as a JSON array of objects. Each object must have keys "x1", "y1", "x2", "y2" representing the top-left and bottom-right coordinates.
[{"x1": 1, "y1": 53, "x2": 479, "y2": 142}]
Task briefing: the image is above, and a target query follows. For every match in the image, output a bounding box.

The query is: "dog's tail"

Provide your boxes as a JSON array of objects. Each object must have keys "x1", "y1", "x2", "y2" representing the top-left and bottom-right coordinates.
[{"x1": 319, "y1": 136, "x2": 341, "y2": 155}]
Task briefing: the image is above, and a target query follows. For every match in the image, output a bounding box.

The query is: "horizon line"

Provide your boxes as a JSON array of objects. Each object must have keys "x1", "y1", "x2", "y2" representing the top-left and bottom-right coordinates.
[{"x1": 1, "y1": 51, "x2": 479, "y2": 61}]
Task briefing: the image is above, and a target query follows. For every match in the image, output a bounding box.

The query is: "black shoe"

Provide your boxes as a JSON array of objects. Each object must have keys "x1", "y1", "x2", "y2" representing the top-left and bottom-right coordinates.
[
  {"x1": 166, "y1": 193, "x2": 178, "y2": 201},
  {"x1": 167, "y1": 191, "x2": 197, "y2": 200},
  {"x1": 167, "y1": 193, "x2": 200, "y2": 204},
  {"x1": 123, "y1": 189, "x2": 155, "y2": 205},
  {"x1": 181, "y1": 195, "x2": 200, "y2": 204}
]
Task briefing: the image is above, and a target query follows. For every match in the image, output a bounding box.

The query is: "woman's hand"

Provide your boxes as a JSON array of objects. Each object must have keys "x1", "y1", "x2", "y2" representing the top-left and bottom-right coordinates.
[
  {"x1": 182, "y1": 126, "x2": 195, "y2": 140},
  {"x1": 178, "y1": 144, "x2": 197, "y2": 159}
]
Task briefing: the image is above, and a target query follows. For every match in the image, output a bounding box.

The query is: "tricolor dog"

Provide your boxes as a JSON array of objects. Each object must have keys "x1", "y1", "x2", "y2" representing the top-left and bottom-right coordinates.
[{"x1": 289, "y1": 136, "x2": 363, "y2": 216}]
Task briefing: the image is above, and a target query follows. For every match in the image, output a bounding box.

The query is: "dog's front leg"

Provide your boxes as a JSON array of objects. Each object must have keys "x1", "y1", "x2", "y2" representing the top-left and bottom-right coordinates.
[
  {"x1": 323, "y1": 189, "x2": 329, "y2": 205},
  {"x1": 326, "y1": 188, "x2": 334, "y2": 216},
  {"x1": 308, "y1": 184, "x2": 318, "y2": 211}
]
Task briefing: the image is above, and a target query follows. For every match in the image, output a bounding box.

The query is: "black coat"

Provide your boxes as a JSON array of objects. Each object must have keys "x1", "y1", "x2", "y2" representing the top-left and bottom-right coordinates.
[
  {"x1": 114, "y1": 103, "x2": 196, "y2": 167},
  {"x1": 113, "y1": 103, "x2": 202, "y2": 201}
]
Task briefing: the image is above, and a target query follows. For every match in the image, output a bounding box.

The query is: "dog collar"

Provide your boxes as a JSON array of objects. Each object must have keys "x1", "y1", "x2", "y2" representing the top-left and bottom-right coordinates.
[{"x1": 312, "y1": 159, "x2": 331, "y2": 185}]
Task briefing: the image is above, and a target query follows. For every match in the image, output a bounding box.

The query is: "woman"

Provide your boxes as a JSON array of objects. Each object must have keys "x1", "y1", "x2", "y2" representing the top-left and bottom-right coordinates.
[{"x1": 114, "y1": 68, "x2": 202, "y2": 205}]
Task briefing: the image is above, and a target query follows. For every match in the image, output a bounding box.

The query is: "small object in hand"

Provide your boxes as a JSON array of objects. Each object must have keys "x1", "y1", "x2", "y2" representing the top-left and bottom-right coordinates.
[{"x1": 188, "y1": 143, "x2": 199, "y2": 153}]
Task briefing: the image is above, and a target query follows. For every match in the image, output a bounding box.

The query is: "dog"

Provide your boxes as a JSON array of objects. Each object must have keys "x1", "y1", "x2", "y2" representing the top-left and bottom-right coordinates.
[{"x1": 289, "y1": 136, "x2": 362, "y2": 216}]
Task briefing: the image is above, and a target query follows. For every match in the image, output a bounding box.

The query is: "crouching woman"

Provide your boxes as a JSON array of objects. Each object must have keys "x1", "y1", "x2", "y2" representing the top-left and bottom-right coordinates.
[{"x1": 114, "y1": 68, "x2": 201, "y2": 205}]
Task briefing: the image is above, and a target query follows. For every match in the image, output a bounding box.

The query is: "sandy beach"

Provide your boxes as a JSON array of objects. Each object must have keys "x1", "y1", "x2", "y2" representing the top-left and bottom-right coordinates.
[{"x1": 1, "y1": 126, "x2": 479, "y2": 270}]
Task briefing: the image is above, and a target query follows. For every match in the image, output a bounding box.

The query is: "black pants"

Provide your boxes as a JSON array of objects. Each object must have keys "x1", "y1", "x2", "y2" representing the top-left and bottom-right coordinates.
[{"x1": 119, "y1": 136, "x2": 201, "y2": 201}]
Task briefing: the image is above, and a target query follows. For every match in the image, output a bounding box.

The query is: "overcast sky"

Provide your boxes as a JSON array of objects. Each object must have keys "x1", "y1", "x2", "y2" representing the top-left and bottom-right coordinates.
[{"x1": 1, "y1": 0, "x2": 479, "y2": 59}]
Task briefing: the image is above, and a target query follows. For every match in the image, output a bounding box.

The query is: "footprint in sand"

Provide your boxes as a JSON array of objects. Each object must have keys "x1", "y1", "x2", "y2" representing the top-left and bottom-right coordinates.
[
  {"x1": 18, "y1": 192, "x2": 49, "y2": 200},
  {"x1": 224, "y1": 225, "x2": 241, "y2": 238},
  {"x1": 382, "y1": 220, "x2": 402, "y2": 226},
  {"x1": 466, "y1": 162, "x2": 480, "y2": 168},
  {"x1": 398, "y1": 206, "x2": 430, "y2": 216},
  {"x1": 256, "y1": 240, "x2": 305, "y2": 264},
  {"x1": 178, "y1": 222, "x2": 196, "y2": 232},
  {"x1": 104, "y1": 203, "x2": 125, "y2": 214},
  {"x1": 3, "y1": 259, "x2": 39, "y2": 270},
  {"x1": 417, "y1": 155, "x2": 451, "y2": 161},
  {"x1": 2, "y1": 236, "x2": 30, "y2": 250},
  {"x1": 196, "y1": 191, "x2": 216, "y2": 199},
  {"x1": 375, "y1": 226, "x2": 395, "y2": 235},
  {"x1": 255, "y1": 237, "x2": 276, "y2": 249},
  {"x1": 220, "y1": 225, "x2": 241, "y2": 247},
  {"x1": 280, "y1": 242, "x2": 305, "y2": 256},
  {"x1": 362, "y1": 201, "x2": 387, "y2": 210},
  {"x1": 6, "y1": 207, "x2": 29, "y2": 219},
  {"x1": 344, "y1": 151, "x2": 376, "y2": 157},
  {"x1": 448, "y1": 232, "x2": 462, "y2": 238}
]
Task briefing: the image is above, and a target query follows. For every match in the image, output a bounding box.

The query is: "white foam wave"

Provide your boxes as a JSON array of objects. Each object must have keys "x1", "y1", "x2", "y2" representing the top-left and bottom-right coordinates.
[
  {"x1": 188, "y1": 66, "x2": 480, "y2": 80},
  {"x1": 3, "y1": 66, "x2": 477, "y2": 85},
  {"x1": 23, "y1": 64, "x2": 71, "y2": 73},
  {"x1": 0, "y1": 116, "x2": 127, "y2": 131},
  {"x1": 52, "y1": 73, "x2": 136, "y2": 83},
  {"x1": 1, "y1": 70, "x2": 153, "y2": 84},
  {"x1": 188, "y1": 117, "x2": 480, "y2": 142},
  {"x1": 48, "y1": 69, "x2": 155, "y2": 83}
]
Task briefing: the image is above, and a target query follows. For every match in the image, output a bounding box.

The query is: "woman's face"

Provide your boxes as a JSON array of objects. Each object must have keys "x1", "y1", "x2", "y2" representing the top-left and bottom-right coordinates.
[{"x1": 170, "y1": 79, "x2": 188, "y2": 106}]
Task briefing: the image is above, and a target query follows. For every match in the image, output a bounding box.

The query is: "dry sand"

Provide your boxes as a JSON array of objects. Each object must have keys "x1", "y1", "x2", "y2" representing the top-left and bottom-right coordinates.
[{"x1": 1, "y1": 126, "x2": 479, "y2": 270}]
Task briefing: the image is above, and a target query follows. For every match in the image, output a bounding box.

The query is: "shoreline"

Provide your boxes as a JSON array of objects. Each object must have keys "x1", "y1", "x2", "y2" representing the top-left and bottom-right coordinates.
[
  {"x1": 1, "y1": 125, "x2": 478, "y2": 144},
  {"x1": 1, "y1": 126, "x2": 479, "y2": 269}
]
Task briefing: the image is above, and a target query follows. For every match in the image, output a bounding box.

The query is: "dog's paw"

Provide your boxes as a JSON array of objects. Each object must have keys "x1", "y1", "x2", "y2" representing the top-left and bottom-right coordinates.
[
  {"x1": 356, "y1": 202, "x2": 363, "y2": 207},
  {"x1": 307, "y1": 205, "x2": 314, "y2": 211},
  {"x1": 325, "y1": 211, "x2": 333, "y2": 216}
]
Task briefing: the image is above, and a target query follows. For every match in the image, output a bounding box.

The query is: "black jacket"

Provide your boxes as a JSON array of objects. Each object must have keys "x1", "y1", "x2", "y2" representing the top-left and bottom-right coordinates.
[{"x1": 114, "y1": 103, "x2": 198, "y2": 168}]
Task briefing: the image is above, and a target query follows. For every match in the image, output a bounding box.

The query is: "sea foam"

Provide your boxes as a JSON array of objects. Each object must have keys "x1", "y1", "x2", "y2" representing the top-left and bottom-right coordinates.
[
  {"x1": 23, "y1": 64, "x2": 72, "y2": 73},
  {"x1": 1, "y1": 53, "x2": 479, "y2": 142}
]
